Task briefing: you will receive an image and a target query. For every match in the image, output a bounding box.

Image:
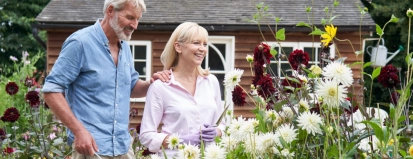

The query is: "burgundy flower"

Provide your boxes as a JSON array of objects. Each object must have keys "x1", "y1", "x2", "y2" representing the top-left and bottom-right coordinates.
[
  {"x1": 288, "y1": 49, "x2": 310, "y2": 70},
  {"x1": 281, "y1": 76, "x2": 303, "y2": 93},
  {"x1": 142, "y1": 148, "x2": 155, "y2": 156},
  {"x1": 232, "y1": 85, "x2": 247, "y2": 106},
  {"x1": 25, "y1": 91, "x2": 40, "y2": 108},
  {"x1": 1, "y1": 107, "x2": 20, "y2": 123},
  {"x1": 136, "y1": 123, "x2": 141, "y2": 134},
  {"x1": 3, "y1": 147, "x2": 14, "y2": 154},
  {"x1": 256, "y1": 74, "x2": 276, "y2": 99},
  {"x1": 377, "y1": 64, "x2": 400, "y2": 88},
  {"x1": 390, "y1": 91, "x2": 400, "y2": 105},
  {"x1": 252, "y1": 43, "x2": 272, "y2": 86},
  {"x1": 5, "y1": 82, "x2": 19, "y2": 95},
  {"x1": 0, "y1": 128, "x2": 6, "y2": 140},
  {"x1": 24, "y1": 76, "x2": 37, "y2": 87}
]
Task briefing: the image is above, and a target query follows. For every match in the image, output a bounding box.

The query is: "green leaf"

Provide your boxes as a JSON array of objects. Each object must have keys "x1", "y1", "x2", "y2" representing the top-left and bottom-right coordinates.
[
  {"x1": 398, "y1": 116, "x2": 406, "y2": 124},
  {"x1": 350, "y1": 62, "x2": 363, "y2": 67},
  {"x1": 276, "y1": 28, "x2": 285, "y2": 41},
  {"x1": 270, "y1": 48, "x2": 278, "y2": 56},
  {"x1": 296, "y1": 22, "x2": 310, "y2": 28},
  {"x1": 275, "y1": 17, "x2": 282, "y2": 23},
  {"x1": 389, "y1": 14, "x2": 399, "y2": 23},
  {"x1": 264, "y1": 5, "x2": 269, "y2": 11},
  {"x1": 309, "y1": 26, "x2": 323, "y2": 35},
  {"x1": 372, "y1": 67, "x2": 381, "y2": 79},
  {"x1": 365, "y1": 121, "x2": 384, "y2": 141},
  {"x1": 399, "y1": 137, "x2": 411, "y2": 143},
  {"x1": 376, "y1": 24, "x2": 383, "y2": 36},
  {"x1": 363, "y1": 62, "x2": 372, "y2": 68},
  {"x1": 328, "y1": 15, "x2": 340, "y2": 23}
]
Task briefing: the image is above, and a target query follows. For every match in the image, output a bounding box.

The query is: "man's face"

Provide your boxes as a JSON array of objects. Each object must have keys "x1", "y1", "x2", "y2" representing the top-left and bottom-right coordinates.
[{"x1": 109, "y1": 2, "x2": 142, "y2": 41}]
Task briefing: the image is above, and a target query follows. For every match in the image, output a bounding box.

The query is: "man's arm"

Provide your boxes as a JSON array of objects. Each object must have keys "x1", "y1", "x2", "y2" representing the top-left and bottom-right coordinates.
[
  {"x1": 43, "y1": 92, "x2": 98, "y2": 156},
  {"x1": 130, "y1": 80, "x2": 150, "y2": 98}
]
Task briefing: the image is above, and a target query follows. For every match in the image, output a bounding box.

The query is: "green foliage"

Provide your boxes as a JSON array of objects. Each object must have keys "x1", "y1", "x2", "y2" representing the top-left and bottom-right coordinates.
[
  {"x1": 0, "y1": 0, "x2": 50, "y2": 76},
  {"x1": 361, "y1": 0, "x2": 413, "y2": 106}
]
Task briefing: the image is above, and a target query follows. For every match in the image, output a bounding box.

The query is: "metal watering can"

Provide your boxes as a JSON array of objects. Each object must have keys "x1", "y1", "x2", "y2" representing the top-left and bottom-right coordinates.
[{"x1": 366, "y1": 39, "x2": 404, "y2": 67}]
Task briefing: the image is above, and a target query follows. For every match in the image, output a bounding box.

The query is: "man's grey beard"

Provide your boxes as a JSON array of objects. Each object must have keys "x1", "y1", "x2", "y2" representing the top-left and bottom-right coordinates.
[{"x1": 109, "y1": 12, "x2": 133, "y2": 41}]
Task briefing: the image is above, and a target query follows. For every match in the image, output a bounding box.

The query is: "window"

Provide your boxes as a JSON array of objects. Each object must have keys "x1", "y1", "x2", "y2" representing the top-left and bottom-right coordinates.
[
  {"x1": 204, "y1": 36, "x2": 235, "y2": 101},
  {"x1": 128, "y1": 41, "x2": 152, "y2": 81},
  {"x1": 267, "y1": 42, "x2": 335, "y2": 78},
  {"x1": 128, "y1": 40, "x2": 152, "y2": 102}
]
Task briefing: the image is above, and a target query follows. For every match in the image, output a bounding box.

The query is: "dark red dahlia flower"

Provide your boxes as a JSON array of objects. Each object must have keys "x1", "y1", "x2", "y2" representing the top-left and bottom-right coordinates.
[
  {"x1": 288, "y1": 49, "x2": 310, "y2": 70},
  {"x1": 0, "y1": 128, "x2": 6, "y2": 140},
  {"x1": 24, "y1": 77, "x2": 36, "y2": 87},
  {"x1": 377, "y1": 64, "x2": 400, "y2": 88},
  {"x1": 256, "y1": 74, "x2": 276, "y2": 99},
  {"x1": 5, "y1": 82, "x2": 19, "y2": 95},
  {"x1": 281, "y1": 76, "x2": 303, "y2": 93},
  {"x1": 253, "y1": 43, "x2": 272, "y2": 65},
  {"x1": 1, "y1": 107, "x2": 20, "y2": 123},
  {"x1": 390, "y1": 91, "x2": 400, "y2": 105},
  {"x1": 25, "y1": 91, "x2": 40, "y2": 108},
  {"x1": 232, "y1": 85, "x2": 247, "y2": 106},
  {"x1": 310, "y1": 103, "x2": 322, "y2": 115},
  {"x1": 3, "y1": 147, "x2": 14, "y2": 154}
]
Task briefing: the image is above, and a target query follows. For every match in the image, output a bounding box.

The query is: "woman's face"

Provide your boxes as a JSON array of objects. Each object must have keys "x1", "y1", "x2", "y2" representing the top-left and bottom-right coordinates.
[{"x1": 177, "y1": 40, "x2": 208, "y2": 67}]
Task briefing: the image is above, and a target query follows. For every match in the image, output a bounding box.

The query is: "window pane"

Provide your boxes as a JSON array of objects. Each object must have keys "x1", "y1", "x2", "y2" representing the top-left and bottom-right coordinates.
[
  {"x1": 268, "y1": 62, "x2": 278, "y2": 76},
  {"x1": 214, "y1": 73, "x2": 225, "y2": 100},
  {"x1": 139, "y1": 77, "x2": 146, "y2": 81},
  {"x1": 134, "y1": 45, "x2": 147, "y2": 59},
  {"x1": 134, "y1": 62, "x2": 146, "y2": 76},
  {"x1": 208, "y1": 44, "x2": 226, "y2": 70},
  {"x1": 283, "y1": 47, "x2": 293, "y2": 58},
  {"x1": 280, "y1": 63, "x2": 292, "y2": 76},
  {"x1": 304, "y1": 47, "x2": 318, "y2": 62}
]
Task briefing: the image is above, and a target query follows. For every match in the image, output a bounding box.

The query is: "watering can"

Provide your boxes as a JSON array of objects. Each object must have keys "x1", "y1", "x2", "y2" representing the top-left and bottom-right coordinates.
[{"x1": 366, "y1": 39, "x2": 404, "y2": 67}]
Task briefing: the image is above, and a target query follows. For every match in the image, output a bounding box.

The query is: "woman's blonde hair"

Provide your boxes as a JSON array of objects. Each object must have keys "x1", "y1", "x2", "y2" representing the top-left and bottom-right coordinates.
[{"x1": 160, "y1": 22, "x2": 210, "y2": 76}]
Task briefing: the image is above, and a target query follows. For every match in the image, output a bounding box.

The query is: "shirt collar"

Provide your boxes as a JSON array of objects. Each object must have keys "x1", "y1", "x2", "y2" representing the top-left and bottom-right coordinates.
[
  {"x1": 94, "y1": 19, "x2": 124, "y2": 49},
  {"x1": 167, "y1": 69, "x2": 208, "y2": 86}
]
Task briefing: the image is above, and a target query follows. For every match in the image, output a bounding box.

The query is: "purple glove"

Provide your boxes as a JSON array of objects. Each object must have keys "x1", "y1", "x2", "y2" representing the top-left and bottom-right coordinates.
[
  {"x1": 180, "y1": 132, "x2": 201, "y2": 145},
  {"x1": 201, "y1": 124, "x2": 217, "y2": 142}
]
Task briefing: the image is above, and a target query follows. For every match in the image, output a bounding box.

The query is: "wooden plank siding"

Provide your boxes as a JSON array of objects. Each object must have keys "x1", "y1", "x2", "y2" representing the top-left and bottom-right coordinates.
[{"x1": 45, "y1": 29, "x2": 368, "y2": 129}]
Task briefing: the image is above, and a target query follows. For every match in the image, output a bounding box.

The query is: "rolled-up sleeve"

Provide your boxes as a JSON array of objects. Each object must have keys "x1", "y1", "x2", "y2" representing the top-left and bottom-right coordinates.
[
  {"x1": 42, "y1": 39, "x2": 83, "y2": 93},
  {"x1": 139, "y1": 82, "x2": 168, "y2": 152}
]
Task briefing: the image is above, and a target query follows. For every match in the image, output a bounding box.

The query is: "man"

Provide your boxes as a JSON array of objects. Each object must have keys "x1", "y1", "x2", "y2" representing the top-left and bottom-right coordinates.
[{"x1": 42, "y1": 0, "x2": 170, "y2": 158}]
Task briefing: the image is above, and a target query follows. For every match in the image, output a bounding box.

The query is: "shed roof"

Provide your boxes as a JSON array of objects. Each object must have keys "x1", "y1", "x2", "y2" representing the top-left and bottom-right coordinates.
[{"x1": 35, "y1": 0, "x2": 375, "y2": 31}]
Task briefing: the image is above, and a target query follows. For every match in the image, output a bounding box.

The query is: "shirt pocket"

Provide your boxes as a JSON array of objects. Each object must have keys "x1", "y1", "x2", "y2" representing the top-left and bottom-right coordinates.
[{"x1": 123, "y1": 62, "x2": 132, "y2": 85}]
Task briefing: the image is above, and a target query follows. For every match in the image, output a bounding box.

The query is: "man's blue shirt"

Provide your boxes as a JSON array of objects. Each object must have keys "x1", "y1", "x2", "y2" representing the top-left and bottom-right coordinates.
[{"x1": 42, "y1": 19, "x2": 139, "y2": 156}]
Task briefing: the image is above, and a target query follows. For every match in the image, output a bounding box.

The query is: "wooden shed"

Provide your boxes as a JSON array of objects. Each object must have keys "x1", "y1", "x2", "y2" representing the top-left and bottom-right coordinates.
[{"x1": 35, "y1": 0, "x2": 375, "y2": 129}]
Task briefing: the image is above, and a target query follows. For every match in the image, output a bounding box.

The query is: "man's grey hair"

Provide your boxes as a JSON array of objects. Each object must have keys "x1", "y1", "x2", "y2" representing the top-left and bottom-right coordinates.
[{"x1": 103, "y1": 0, "x2": 146, "y2": 15}]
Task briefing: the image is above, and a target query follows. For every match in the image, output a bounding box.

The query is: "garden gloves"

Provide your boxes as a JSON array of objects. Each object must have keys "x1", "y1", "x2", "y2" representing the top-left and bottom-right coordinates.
[
  {"x1": 180, "y1": 124, "x2": 218, "y2": 145},
  {"x1": 201, "y1": 124, "x2": 217, "y2": 142}
]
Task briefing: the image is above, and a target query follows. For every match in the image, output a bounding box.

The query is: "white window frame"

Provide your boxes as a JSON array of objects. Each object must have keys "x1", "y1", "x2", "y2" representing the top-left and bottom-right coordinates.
[
  {"x1": 128, "y1": 40, "x2": 152, "y2": 102},
  {"x1": 207, "y1": 36, "x2": 235, "y2": 118},
  {"x1": 267, "y1": 42, "x2": 335, "y2": 77}
]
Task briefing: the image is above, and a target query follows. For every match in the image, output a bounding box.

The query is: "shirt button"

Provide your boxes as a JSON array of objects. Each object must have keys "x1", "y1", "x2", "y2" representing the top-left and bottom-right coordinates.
[
  {"x1": 115, "y1": 120, "x2": 117, "y2": 123},
  {"x1": 116, "y1": 104, "x2": 118, "y2": 107},
  {"x1": 113, "y1": 136, "x2": 115, "y2": 139}
]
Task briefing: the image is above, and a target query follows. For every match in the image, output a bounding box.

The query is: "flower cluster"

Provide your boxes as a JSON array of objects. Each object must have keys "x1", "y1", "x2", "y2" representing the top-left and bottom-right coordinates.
[
  {"x1": 377, "y1": 64, "x2": 400, "y2": 88},
  {"x1": 288, "y1": 49, "x2": 310, "y2": 70}
]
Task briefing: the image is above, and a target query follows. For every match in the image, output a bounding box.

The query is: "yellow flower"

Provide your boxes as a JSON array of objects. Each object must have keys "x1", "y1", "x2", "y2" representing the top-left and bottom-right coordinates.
[
  {"x1": 388, "y1": 139, "x2": 394, "y2": 146},
  {"x1": 321, "y1": 24, "x2": 337, "y2": 46},
  {"x1": 309, "y1": 65, "x2": 322, "y2": 75},
  {"x1": 409, "y1": 145, "x2": 413, "y2": 156}
]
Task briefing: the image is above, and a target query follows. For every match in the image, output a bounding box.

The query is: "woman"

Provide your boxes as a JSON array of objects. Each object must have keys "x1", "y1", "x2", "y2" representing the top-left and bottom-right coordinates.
[{"x1": 139, "y1": 22, "x2": 225, "y2": 157}]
